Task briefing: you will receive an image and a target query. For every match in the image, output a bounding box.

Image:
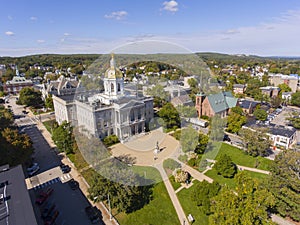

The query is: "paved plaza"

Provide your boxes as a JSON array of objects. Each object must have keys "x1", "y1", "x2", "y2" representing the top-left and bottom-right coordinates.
[{"x1": 111, "y1": 129, "x2": 181, "y2": 166}]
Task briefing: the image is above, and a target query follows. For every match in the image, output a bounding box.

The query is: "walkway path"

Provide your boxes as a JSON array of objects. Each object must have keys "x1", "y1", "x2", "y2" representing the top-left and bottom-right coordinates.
[
  {"x1": 155, "y1": 163, "x2": 189, "y2": 225},
  {"x1": 172, "y1": 158, "x2": 213, "y2": 183}
]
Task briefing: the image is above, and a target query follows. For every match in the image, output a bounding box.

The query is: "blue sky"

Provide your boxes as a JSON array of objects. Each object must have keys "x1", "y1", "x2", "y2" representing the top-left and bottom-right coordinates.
[{"x1": 1, "y1": 0, "x2": 300, "y2": 56}]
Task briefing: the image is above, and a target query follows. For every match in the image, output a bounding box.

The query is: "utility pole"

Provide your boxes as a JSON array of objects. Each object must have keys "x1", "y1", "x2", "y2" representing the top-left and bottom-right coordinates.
[{"x1": 108, "y1": 193, "x2": 112, "y2": 220}]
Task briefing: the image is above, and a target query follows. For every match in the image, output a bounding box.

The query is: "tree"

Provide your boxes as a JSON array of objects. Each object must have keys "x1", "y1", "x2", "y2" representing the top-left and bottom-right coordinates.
[
  {"x1": 103, "y1": 135, "x2": 119, "y2": 147},
  {"x1": 52, "y1": 121, "x2": 74, "y2": 154},
  {"x1": 226, "y1": 110, "x2": 247, "y2": 133},
  {"x1": 180, "y1": 126, "x2": 199, "y2": 153},
  {"x1": 253, "y1": 108, "x2": 267, "y2": 121},
  {"x1": 176, "y1": 105, "x2": 197, "y2": 118},
  {"x1": 291, "y1": 91, "x2": 300, "y2": 107},
  {"x1": 287, "y1": 116, "x2": 300, "y2": 129},
  {"x1": 45, "y1": 94, "x2": 54, "y2": 110},
  {"x1": 88, "y1": 172, "x2": 153, "y2": 213},
  {"x1": 278, "y1": 83, "x2": 292, "y2": 93},
  {"x1": 146, "y1": 84, "x2": 169, "y2": 108},
  {"x1": 187, "y1": 78, "x2": 198, "y2": 88},
  {"x1": 214, "y1": 154, "x2": 237, "y2": 178},
  {"x1": 209, "y1": 173, "x2": 275, "y2": 225},
  {"x1": 195, "y1": 132, "x2": 209, "y2": 154},
  {"x1": 0, "y1": 127, "x2": 33, "y2": 166},
  {"x1": 239, "y1": 128, "x2": 271, "y2": 156},
  {"x1": 209, "y1": 115, "x2": 226, "y2": 142},
  {"x1": 268, "y1": 150, "x2": 300, "y2": 221},
  {"x1": 192, "y1": 181, "x2": 221, "y2": 214},
  {"x1": 18, "y1": 87, "x2": 43, "y2": 107},
  {"x1": 158, "y1": 102, "x2": 181, "y2": 131}
]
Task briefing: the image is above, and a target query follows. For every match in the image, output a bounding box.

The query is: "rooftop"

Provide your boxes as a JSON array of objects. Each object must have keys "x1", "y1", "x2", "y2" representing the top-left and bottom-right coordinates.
[{"x1": 0, "y1": 165, "x2": 37, "y2": 225}]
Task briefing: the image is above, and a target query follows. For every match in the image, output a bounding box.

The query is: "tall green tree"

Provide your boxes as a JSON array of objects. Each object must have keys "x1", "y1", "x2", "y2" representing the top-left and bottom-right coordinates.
[
  {"x1": 226, "y1": 110, "x2": 247, "y2": 133},
  {"x1": 291, "y1": 91, "x2": 300, "y2": 107},
  {"x1": 209, "y1": 173, "x2": 275, "y2": 225},
  {"x1": 45, "y1": 94, "x2": 54, "y2": 110},
  {"x1": 253, "y1": 108, "x2": 268, "y2": 121},
  {"x1": 195, "y1": 132, "x2": 209, "y2": 154},
  {"x1": 52, "y1": 121, "x2": 74, "y2": 154},
  {"x1": 18, "y1": 87, "x2": 43, "y2": 107},
  {"x1": 278, "y1": 83, "x2": 292, "y2": 93},
  {"x1": 180, "y1": 126, "x2": 199, "y2": 153},
  {"x1": 214, "y1": 154, "x2": 237, "y2": 178},
  {"x1": 192, "y1": 181, "x2": 221, "y2": 214},
  {"x1": 158, "y1": 102, "x2": 181, "y2": 131},
  {"x1": 239, "y1": 128, "x2": 271, "y2": 156},
  {"x1": 268, "y1": 150, "x2": 300, "y2": 221}
]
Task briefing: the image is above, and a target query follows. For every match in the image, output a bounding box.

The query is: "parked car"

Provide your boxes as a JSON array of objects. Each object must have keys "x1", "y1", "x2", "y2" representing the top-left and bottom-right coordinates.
[
  {"x1": 44, "y1": 210, "x2": 59, "y2": 225},
  {"x1": 27, "y1": 163, "x2": 40, "y2": 176},
  {"x1": 85, "y1": 206, "x2": 101, "y2": 224},
  {"x1": 68, "y1": 179, "x2": 79, "y2": 190},
  {"x1": 41, "y1": 202, "x2": 56, "y2": 219},
  {"x1": 36, "y1": 188, "x2": 54, "y2": 205},
  {"x1": 223, "y1": 134, "x2": 231, "y2": 142},
  {"x1": 60, "y1": 164, "x2": 71, "y2": 174}
]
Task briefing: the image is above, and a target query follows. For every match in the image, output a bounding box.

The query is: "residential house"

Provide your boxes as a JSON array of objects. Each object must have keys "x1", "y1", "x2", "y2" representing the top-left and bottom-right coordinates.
[
  {"x1": 260, "y1": 86, "x2": 280, "y2": 98},
  {"x1": 233, "y1": 84, "x2": 246, "y2": 94},
  {"x1": 237, "y1": 99, "x2": 259, "y2": 115},
  {"x1": 269, "y1": 74, "x2": 299, "y2": 93},
  {"x1": 3, "y1": 76, "x2": 33, "y2": 95}
]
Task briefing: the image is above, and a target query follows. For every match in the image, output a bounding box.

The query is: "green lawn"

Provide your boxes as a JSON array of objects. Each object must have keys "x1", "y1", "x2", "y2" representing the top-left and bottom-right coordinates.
[
  {"x1": 204, "y1": 168, "x2": 236, "y2": 189},
  {"x1": 177, "y1": 180, "x2": 209, "y2": 225},
  {"x1": 202, "y1": 143, "x2": 273, "y2": 171},
  {"x1": 42, "y1": 119, "x2": 56, "y2": 134},
  {"x1": 116, "y1": 181, "x2": 179, "y2": 225},
  {"x1": 131, "y1": 165, "x2": 162, "y2": 183},
  {"x1": 205, "y1": 168, "x2": 269, "y2": 189},
  {"x1": 169, "y1": 175, "x2": 182, "y2": 191}
]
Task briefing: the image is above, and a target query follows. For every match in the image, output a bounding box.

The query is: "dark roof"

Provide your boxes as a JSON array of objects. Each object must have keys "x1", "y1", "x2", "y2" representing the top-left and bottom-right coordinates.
[
  {"x1": 0, "y1": 165, "x2": 37, "y2": 225},
  {"x1": 238, "y1": 100, "x2": 259, "y2": 110},
  {"x1": 233, "y1": 84, "x2": 246, "y2": 88},
  {"x1": 245, "y1": 120, "x2": 296, "y2": 138}
]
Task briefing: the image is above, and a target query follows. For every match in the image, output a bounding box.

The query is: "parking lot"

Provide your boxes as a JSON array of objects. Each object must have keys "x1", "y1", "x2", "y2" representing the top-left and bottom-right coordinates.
[{"x1": 30, "y1": 180, "x2": 103, "y2": 225}]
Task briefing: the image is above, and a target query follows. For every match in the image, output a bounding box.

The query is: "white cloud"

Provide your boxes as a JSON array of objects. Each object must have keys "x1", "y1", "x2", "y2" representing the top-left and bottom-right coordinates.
[
  {"x1": 104, "y1": 11, "x2": 128, "y2": 20},
  {"x1": 5, "y1": 31, "x2": 14, "y2": 36},
  {"x1": 162, "y1": 0, "x2": 178, "y2": 12},
  {"x1": 64, "y1": 32, "x2": 71, "y2": 36},
  {"x1": 37, "y1": 40, "x2": 45, "y2": 43},
  {"x1": 7, "y1": 15, "x2": 13, "y2": 21},
  {"x1": 30, "y1": 16, "x2": 38, "y2": 21}
]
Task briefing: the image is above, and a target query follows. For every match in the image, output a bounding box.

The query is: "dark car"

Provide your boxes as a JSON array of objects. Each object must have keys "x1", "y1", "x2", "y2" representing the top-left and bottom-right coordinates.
[
  {"x1": 68, "y1": 179, "x2": 79, "y2": 190},
  {"x1": 85, "y1": 206, "x2": 101, "y2": 224},
  {"x1": 41, "y1": 202, "x2": 56, "y2": 219},
  {"x1": 60, "y1": 164, "x2": 71, "y2": 174},
  {"x1": 223, "y1": 134, "x2": 231, "y2": 142},
  {"x1": 44, "y1": 210, "x2": 59, "y2": 225},
  {"x1": 36, "y1": 188, "x2": 54, "y2": 205}
]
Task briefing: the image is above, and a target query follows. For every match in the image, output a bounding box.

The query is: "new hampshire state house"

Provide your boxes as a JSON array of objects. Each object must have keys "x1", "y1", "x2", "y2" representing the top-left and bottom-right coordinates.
[{"x1": 53, "y1": 55, "x2": 154, "y2": 142}]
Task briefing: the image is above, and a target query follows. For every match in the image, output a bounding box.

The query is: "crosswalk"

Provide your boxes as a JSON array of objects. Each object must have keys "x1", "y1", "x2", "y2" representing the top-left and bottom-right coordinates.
[{"x1": 33, "y1": 174, "x2": 72, "y2": 190}]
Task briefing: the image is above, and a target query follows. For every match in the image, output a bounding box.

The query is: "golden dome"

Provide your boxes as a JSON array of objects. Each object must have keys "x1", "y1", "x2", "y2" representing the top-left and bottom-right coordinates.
[{"x1": 104, "y1": 54, "x2": 123, "y2": 79}]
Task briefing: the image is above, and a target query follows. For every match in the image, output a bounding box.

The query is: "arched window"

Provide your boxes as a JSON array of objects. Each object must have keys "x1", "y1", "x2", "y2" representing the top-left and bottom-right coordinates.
[
  {"x1": 118, "y1": 83, "x2": 121, "y2": 92},
  {"x1": 111, "y1": 83, "x2": 114, "y2": 92}
]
